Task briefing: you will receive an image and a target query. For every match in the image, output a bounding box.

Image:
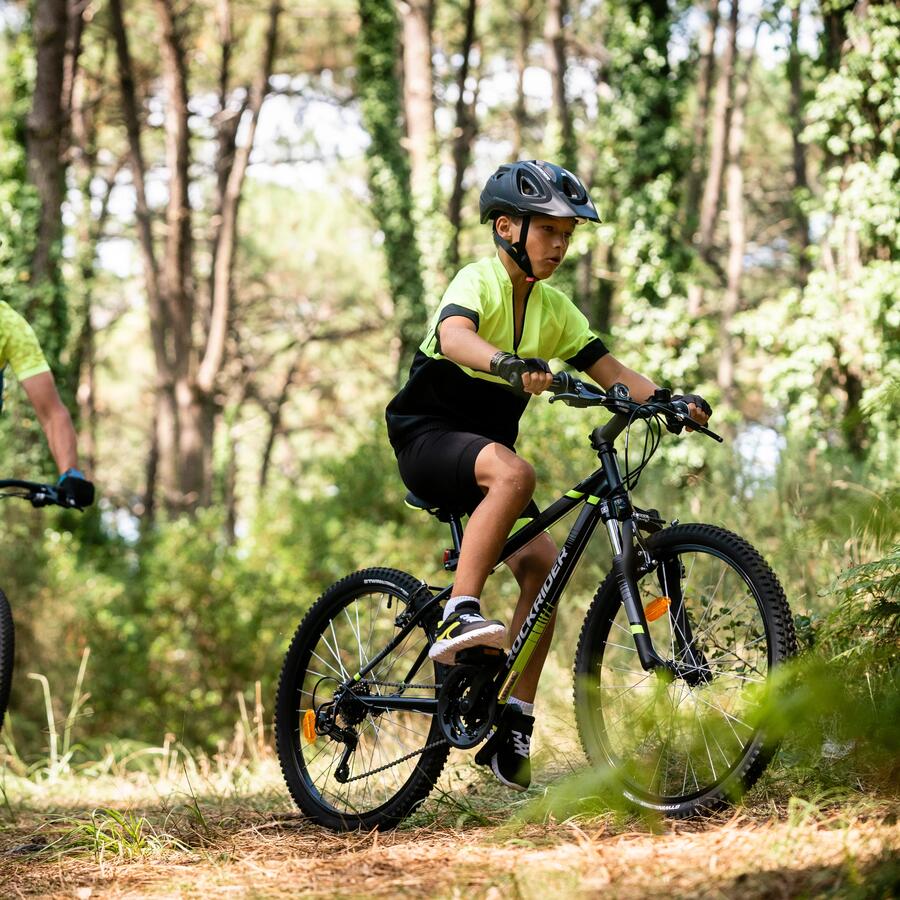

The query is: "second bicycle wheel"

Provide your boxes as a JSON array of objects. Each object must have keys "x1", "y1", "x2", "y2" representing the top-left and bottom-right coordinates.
[
  {"x1": 574, "y1": 523, "x2": 796, "y2": 816},
  {"x1": 275, "y1": 568, "x2": 449, "y2": 830},
  {"x1": 0, "y1": 588, "x2": 13, "y2": 734}
]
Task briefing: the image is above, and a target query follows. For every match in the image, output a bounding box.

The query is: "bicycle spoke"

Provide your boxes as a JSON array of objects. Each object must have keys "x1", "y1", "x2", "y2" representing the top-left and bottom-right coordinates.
[
  {"x1": 590, "y1": 542, "x2": 775, "y2": 804},
  {"x1": 289, "y1": 582, "x2": 443, "y2": 819}
]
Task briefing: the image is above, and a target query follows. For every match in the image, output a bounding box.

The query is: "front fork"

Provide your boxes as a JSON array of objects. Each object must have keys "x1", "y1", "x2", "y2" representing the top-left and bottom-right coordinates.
[
  {"x1": 606, "y1": 517, "x2": 669, "y2": 672},
  {"x1": 606, "y1": 517, "x2": 711, "y2": 683}
]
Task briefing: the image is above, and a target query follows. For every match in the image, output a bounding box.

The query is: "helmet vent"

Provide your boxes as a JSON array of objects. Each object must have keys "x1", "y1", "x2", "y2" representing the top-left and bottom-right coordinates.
[
  {"x1": 517, "y1": 171, "x2": 540, "y2": 197},
  {"x1": 561, "y1": 175, "x2": 585, "y2": 202}
]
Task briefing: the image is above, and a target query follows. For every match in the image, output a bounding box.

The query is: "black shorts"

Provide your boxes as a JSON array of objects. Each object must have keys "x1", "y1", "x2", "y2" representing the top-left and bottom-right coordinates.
[{"x1": 395, "y1": 429, "x2": 539, "y2": 518}]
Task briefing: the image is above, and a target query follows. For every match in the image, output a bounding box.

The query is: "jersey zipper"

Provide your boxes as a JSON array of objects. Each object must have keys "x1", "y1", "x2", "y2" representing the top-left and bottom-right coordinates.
[{"x1": 512, "y1": 282, "x2": 535, "y2": 354}]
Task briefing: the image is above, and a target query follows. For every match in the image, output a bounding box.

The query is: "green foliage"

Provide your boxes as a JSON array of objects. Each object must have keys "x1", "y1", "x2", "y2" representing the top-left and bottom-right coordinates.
[
  {"x1": 748, "y1": 6, "x2": 900, "y2": 458},
  {"x1": 588, "y1": 2, "x2": 691, "y2": 309},
  {"x1": 0, "y1": 25, "x2": 55, "y2": 473},
  {"x1": 0, "y1": 12, "x2": 68, "y2": 380},
  {"x1": 356, "y1": 0, "x2": 426, "y2": 372}
]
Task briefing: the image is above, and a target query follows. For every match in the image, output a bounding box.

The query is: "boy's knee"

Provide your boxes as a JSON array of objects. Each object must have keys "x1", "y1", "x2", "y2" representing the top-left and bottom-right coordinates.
[{"x1": 501, "y1": 457, "x2": 536, "y2": 498}]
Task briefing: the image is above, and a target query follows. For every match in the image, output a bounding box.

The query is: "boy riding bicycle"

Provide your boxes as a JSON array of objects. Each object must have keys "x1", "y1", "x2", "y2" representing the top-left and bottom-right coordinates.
[
  {"x1": 386, "y1": 161, "x2": 710, "y2": 790},
  {"x1": 0, "y1": 301, "x2": 94, "y2": 507}
]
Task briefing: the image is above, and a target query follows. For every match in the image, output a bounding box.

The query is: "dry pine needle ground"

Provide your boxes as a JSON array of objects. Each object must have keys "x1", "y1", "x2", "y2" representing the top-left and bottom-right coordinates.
[{"x1": 0, "y1": 758, "x2": 897, "y2": 899}]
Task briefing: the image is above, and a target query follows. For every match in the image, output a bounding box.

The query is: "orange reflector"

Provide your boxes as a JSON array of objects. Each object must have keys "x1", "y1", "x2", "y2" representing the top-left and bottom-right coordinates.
[
  {"x1": 302, "y1": 709, "x2": 317, "y2": 744},
  {"x1": 644, "y1": 596, "x2": 671, "y2": 622}
]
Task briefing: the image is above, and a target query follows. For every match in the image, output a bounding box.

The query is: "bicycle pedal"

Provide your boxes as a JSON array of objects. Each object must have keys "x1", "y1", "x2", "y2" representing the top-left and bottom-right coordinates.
[{"x1": 455, "y1": 646, "x2": 505, "y2": 668}]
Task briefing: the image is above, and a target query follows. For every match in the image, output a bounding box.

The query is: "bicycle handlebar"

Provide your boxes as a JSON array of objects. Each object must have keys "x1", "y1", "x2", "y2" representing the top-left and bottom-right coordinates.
[
  {"x1": 0, "y1": 479, "x2": 81, "y2": 509},
  {"x1": 548, "y1": 373, "x2": 723, "y2": 443}
]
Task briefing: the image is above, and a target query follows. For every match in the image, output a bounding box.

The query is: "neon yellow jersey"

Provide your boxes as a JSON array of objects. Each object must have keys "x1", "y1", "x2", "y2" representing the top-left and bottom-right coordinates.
[
  {"x1": 386, "y1": 256, "x2": 608, "y2": 451},
  {"x1": 0, "y1": 301, "x2": 51, "y2": 381},
  {"x1": 422, "y1": 255, "x2": 603, "y2": 379}
]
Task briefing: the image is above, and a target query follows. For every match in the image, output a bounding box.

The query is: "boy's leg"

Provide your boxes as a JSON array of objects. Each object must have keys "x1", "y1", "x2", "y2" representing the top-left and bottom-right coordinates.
[
  {"x1": 429, "y1": 442, "x2": 537, "y2": 663},
  {"x1": 478, "y1": 536, "x2": 557, "y2": 792},
  {"x1": 504, "y1": 534, "x2": 559, "y2": 702},
  {"x1": 451, "y1": 442, "x2": 537, "y2": 599}
]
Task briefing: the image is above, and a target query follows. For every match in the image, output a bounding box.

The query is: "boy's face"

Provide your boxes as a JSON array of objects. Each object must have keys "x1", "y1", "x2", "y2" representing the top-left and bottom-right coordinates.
[{"x1": 497, "y1": 214, "x2": 577, "y2": 280}]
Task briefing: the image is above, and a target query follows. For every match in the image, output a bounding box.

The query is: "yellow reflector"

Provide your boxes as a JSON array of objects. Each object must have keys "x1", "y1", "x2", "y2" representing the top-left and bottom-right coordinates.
[
  {"x1": 644, "y1": 596, "x2": 671, "y2": 622},
  {"x1": 302, "y1": 709, "x2": 317, "y2": 744}
]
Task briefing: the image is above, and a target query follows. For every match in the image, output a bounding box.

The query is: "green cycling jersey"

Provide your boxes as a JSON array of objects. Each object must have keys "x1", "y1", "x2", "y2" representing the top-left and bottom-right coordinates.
[{"x1": 0, "y1": 301, "x2": 51, "y2": 382}]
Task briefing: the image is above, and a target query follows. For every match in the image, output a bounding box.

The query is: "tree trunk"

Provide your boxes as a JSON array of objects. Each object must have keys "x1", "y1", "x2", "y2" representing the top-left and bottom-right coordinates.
[
  {"x1": 197, "y1": 0, "x2": 280, "y2": 511},
  {"x1": 446, "y1": 0, "x2": 479, "y2": 272},
  {"x1": 697, "y1": 0, "x2": 738, "y2": 255},
  {"x1": 397, "y1": 0, "x2": 434, "y2": 201},
  {"x1": 717, "y1": 30, "x2": 756, "y2": 408},
  {"x1": 544, "y1": 0, "x2": 576, "y2": 172},
  {"x1": 821, "y1": 1, "x2": 852, "y2": 71},
  {"x1": 154, "y1": 0, "x2": 199, "y2": 511},
  {"x1": 198, "y1": 0, "x2": 281, "y2": 398},
  {"x1": 110, "y1": 0, "x2": 174, "y2": 513},
  {"x1": 512, "y1": 1, "x2": 533, "y2": 159},
  {"x1": 788, "y1": 4, "x2": 810, "y2": 283},
  {"x1": 688, "y1": 0, "x2": 737, "y2": 316},
  {"x1": 258, "y1": 358, "x2": 301, "y2": 494},
  {"x1": 358, "y1": 0, "x2": 427, "y2": 376},
  {"x1": 685, "y1": 0, "x2": 719, "y2": 228},
  {"x1": 61, "y1": 0, "x2": 86, "y2": 142},
  {"x1": 25, "y1": 0, "x2": 69, "y2": 367}
]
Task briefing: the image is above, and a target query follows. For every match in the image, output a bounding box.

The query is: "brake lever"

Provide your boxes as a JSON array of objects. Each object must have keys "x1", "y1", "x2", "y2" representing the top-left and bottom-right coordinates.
[
  {"x1": 666, "y1": 403, "x2": 723, "y2": 442},
  {"x1": 30, "y1": 486, "x2": 69, "y2": 508},
  {"x1": 549, "y1": 391, "x2": 592, "y2": 408}
]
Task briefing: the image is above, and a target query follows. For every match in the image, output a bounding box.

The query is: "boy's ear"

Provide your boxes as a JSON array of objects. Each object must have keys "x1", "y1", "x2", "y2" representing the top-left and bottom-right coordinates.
[{"x1": 495, "y1": 214, "x2": 517, "y2": 240}]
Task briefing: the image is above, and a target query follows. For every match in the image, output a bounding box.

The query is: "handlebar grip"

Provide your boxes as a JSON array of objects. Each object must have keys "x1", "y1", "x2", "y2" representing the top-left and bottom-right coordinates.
[{"x1": 550, "y1": 371, "x2": 577, "y2": 393}]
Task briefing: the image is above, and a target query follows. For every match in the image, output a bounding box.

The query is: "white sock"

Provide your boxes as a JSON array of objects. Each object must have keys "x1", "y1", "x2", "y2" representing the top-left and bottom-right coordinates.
[
  {"x1": 508, "y1": 696, "x2": 534, "y2": 716},
  {"x1": 443, "y1": 595, "x2": 480, "y2": 618}
]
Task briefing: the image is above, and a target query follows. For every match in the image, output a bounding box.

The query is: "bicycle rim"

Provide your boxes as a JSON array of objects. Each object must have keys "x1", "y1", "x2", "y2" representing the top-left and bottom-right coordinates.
[
  {"x1": 587, "y1": 542, "x2": 775, "y2": 806},
  {"x1": 286, "y1": 585, "x2": 442, "y2": 819},
  {"x1": 0, "y1": 589, "x2": 13, "y2": 734}
]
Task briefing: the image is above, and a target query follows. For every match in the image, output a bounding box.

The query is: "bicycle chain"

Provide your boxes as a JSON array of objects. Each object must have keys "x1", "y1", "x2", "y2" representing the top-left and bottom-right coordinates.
[
  {"x1": 340, "y1": 736, "x2": 450, "y2": 783},
  {"x1": 334, "y1": 679, "x2": 447, "y2": 783}
]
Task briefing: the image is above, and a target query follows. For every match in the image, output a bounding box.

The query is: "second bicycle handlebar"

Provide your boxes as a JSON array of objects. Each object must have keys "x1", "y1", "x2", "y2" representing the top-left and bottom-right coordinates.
[{"x1": 0, "y1": 479, "x2": 82, "y2": 509}]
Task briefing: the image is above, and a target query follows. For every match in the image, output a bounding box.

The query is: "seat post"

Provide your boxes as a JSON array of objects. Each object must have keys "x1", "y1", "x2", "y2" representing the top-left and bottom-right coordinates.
[{"x1": 447, "y1": 514, "x2": 464, "y2": 553}]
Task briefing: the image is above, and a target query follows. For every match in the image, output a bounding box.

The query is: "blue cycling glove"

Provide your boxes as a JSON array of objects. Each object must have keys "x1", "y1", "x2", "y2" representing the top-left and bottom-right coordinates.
[{"x1": 57, "y1": 468, "x2": 95, "y2": 508}]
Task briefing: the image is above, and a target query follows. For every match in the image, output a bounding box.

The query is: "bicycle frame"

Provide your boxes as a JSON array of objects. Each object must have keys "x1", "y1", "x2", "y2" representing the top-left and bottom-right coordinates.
[{"x1": 350, "y1": 411, "x2": 683, "y2": 718}]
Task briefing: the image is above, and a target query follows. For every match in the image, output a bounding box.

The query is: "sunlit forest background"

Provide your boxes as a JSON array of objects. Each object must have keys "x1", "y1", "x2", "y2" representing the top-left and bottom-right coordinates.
[{"x1": 0, "y1": 0, "x2": 896, "y2": 790}]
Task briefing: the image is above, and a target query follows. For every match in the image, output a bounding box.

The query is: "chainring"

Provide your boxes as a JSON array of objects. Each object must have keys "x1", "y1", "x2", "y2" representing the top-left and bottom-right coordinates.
[{"x1": 436, "y1": 664, "x2": 498, "y2": 749}]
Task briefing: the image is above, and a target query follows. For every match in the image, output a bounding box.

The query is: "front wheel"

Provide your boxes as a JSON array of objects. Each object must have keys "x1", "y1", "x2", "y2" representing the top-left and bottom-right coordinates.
[
  {"x1": 574, "y1": 524, "x2": 796, "y2": 817},
  {"x1": 275, "y1": 568, "x2": 449, "y2": 831},
  {"x1": 0, "y1": 588, "x2": 13, "y2": 734}
]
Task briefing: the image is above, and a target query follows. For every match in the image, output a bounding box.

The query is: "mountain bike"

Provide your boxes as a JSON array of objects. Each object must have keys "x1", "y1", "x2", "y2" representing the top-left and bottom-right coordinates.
[
  {"x1": 0, "y1": 479, "x2": 85, "y2": 734},
  {"x1": 274, "y1": 376, "x2": 797, "y2": 830}
]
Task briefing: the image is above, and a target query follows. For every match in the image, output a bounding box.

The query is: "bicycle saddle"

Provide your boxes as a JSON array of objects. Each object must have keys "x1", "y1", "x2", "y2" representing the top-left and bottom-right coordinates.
[{"x1": 403, "y1": 491, "x2": 465, "y2": 522}]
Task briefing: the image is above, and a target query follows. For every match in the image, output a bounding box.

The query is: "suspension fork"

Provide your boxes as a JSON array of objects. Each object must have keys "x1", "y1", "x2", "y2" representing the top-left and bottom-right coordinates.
[{"x1": 605, "y1": 514, "x2": 669, "y2": 672}]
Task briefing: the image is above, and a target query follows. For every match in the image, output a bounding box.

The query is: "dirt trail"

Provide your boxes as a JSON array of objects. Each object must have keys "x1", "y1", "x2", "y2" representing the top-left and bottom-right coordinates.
[{"x1": 1, "y1": 804, "x2": 897, "y2": 899}]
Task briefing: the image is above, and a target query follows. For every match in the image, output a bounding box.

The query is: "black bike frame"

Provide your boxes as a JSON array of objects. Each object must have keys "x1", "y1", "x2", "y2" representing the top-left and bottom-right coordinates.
[{"x1": 353, "y1": 412, "x2": 674, "y2": 717}]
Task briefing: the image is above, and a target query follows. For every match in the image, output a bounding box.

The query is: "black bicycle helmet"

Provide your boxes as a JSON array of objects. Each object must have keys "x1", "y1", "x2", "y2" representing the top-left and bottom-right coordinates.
[{"x1": 479, "y1": 160, "x2": 599, "y2": 280}]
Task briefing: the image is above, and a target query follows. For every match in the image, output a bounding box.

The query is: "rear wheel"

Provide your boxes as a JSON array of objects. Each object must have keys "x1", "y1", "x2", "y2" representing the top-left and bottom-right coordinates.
[
  {"x1": 0, "y1": 589, "x2": 13, "y2": 734},
  {"x1": 275, "y1": 568, "x2": 449, "y2": 830},
  {"x1": 574, "y1": 524, "x2": 796, "y2": 816}
]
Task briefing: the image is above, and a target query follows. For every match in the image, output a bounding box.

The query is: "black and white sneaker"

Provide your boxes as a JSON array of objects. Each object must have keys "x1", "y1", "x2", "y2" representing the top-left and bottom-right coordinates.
[
  {"x1": 490, "y1": 708, "x2": 533, "y2": 792},
  {"x1": 428, "y1": 601, "x2": 506, "y2": 665}
]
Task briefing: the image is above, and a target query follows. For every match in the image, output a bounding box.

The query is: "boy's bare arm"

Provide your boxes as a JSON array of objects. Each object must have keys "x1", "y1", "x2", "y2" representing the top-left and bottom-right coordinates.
[
  {"x1": 21, "y1": 371, "x2": 80, "y2": 473},
  {"x1": 437, "y1": 316, "x2": 499, "y2": 372},
  {"x1": 438, "y1": 317, "x2": 553, "y2": 395},
  {"x1": 585, "y1": 354, "x2": 659, "y2": 402}
]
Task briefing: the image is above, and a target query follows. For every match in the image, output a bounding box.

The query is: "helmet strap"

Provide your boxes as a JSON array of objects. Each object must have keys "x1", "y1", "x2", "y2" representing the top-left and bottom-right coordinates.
[{"x1": 493, "y1": 215, "x2": 536, "y2": 282}]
